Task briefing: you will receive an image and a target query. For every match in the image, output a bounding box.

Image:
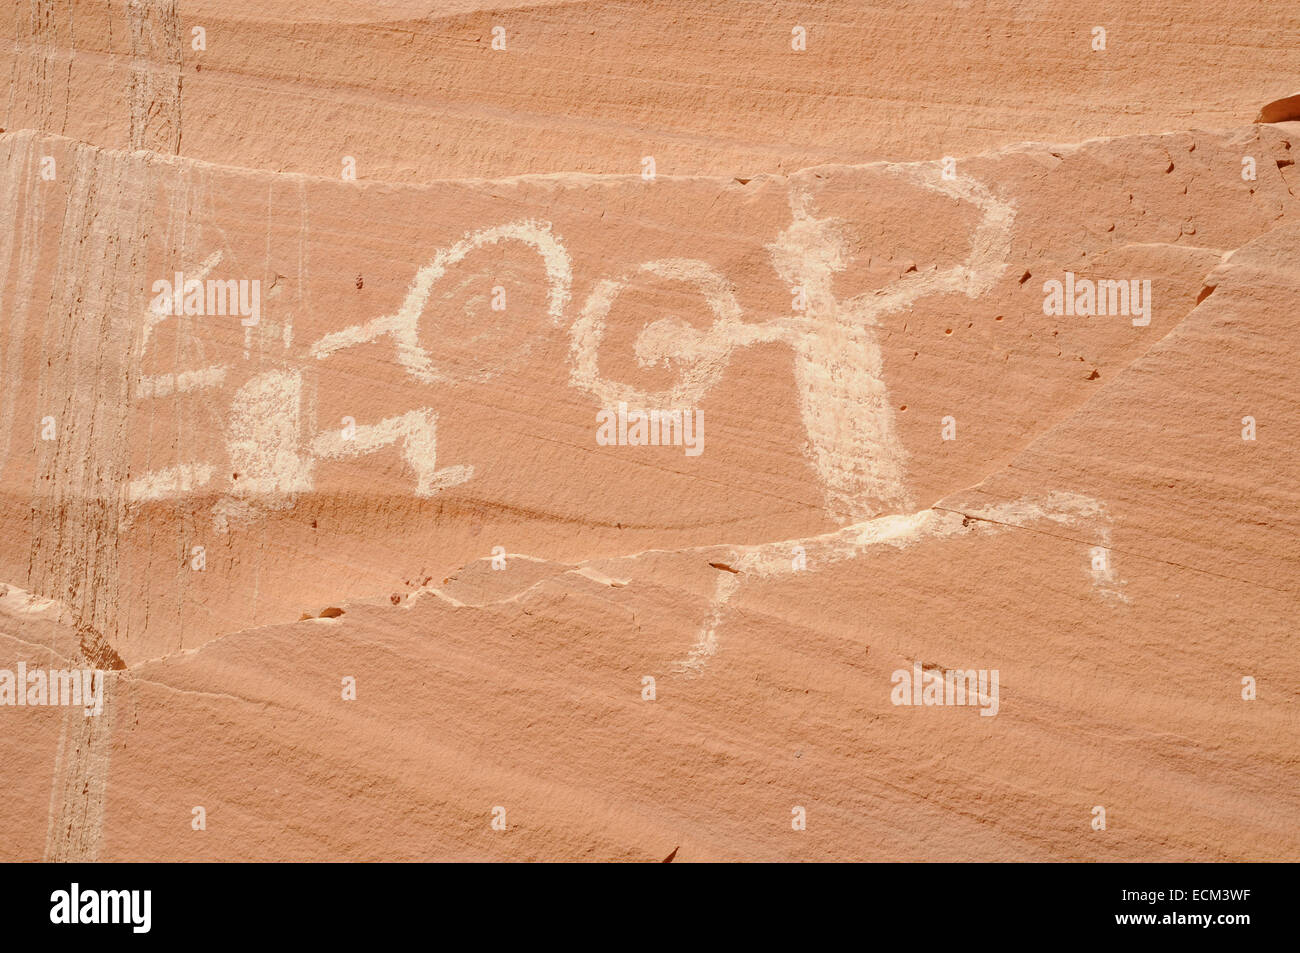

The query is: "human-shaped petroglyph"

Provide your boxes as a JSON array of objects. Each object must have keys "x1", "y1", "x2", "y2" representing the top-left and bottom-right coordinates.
[
  {"x1": 569, "y1": 164, "x2": 1016, "y2": 523},
  {"x1": 127, "y1": 221, "x2": 572, "y2": 529}
]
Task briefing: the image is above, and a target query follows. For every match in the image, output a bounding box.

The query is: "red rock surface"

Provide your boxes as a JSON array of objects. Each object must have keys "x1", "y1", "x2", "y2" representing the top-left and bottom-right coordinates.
[{"x1": 0, "y1": 1, "x2": 1296, "y2": 861}]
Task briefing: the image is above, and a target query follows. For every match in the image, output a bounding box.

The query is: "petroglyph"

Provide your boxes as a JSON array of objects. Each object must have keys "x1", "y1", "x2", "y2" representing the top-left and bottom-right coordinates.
[
  {"x1": 569, "y1": 257, "x2": 775, "y2": 407},
  {"x1": 121, "y1": 169, "x2": 1014, "y2": 533},
  {"x1": 570, "y1": 166, "x2": 1015, "y2": 523},
  {"x1": 35, "y1": 151, "x2": 1082, "y2": 689},
  {"x1": 310, "y1": 220, "x2": 572, "y2": 385},
  {"x1": 672, "y1": 491, "x2": 1112, "y2": 675},
  {"x1": 110, "y1": 164, "x2": 1084, "y2": 679}
]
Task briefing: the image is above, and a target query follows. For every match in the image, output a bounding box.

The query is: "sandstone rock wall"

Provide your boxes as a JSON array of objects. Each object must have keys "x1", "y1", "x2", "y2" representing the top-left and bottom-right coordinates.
[{"x1": 0, "y1": 0, "x2": 1296, "y2": 861}]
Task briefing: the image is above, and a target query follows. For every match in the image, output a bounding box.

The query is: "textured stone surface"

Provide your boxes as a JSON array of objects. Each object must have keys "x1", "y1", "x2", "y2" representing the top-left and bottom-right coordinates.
[{"x1": 0, "y1": 1, "x2": 1297, "y2": 861}]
